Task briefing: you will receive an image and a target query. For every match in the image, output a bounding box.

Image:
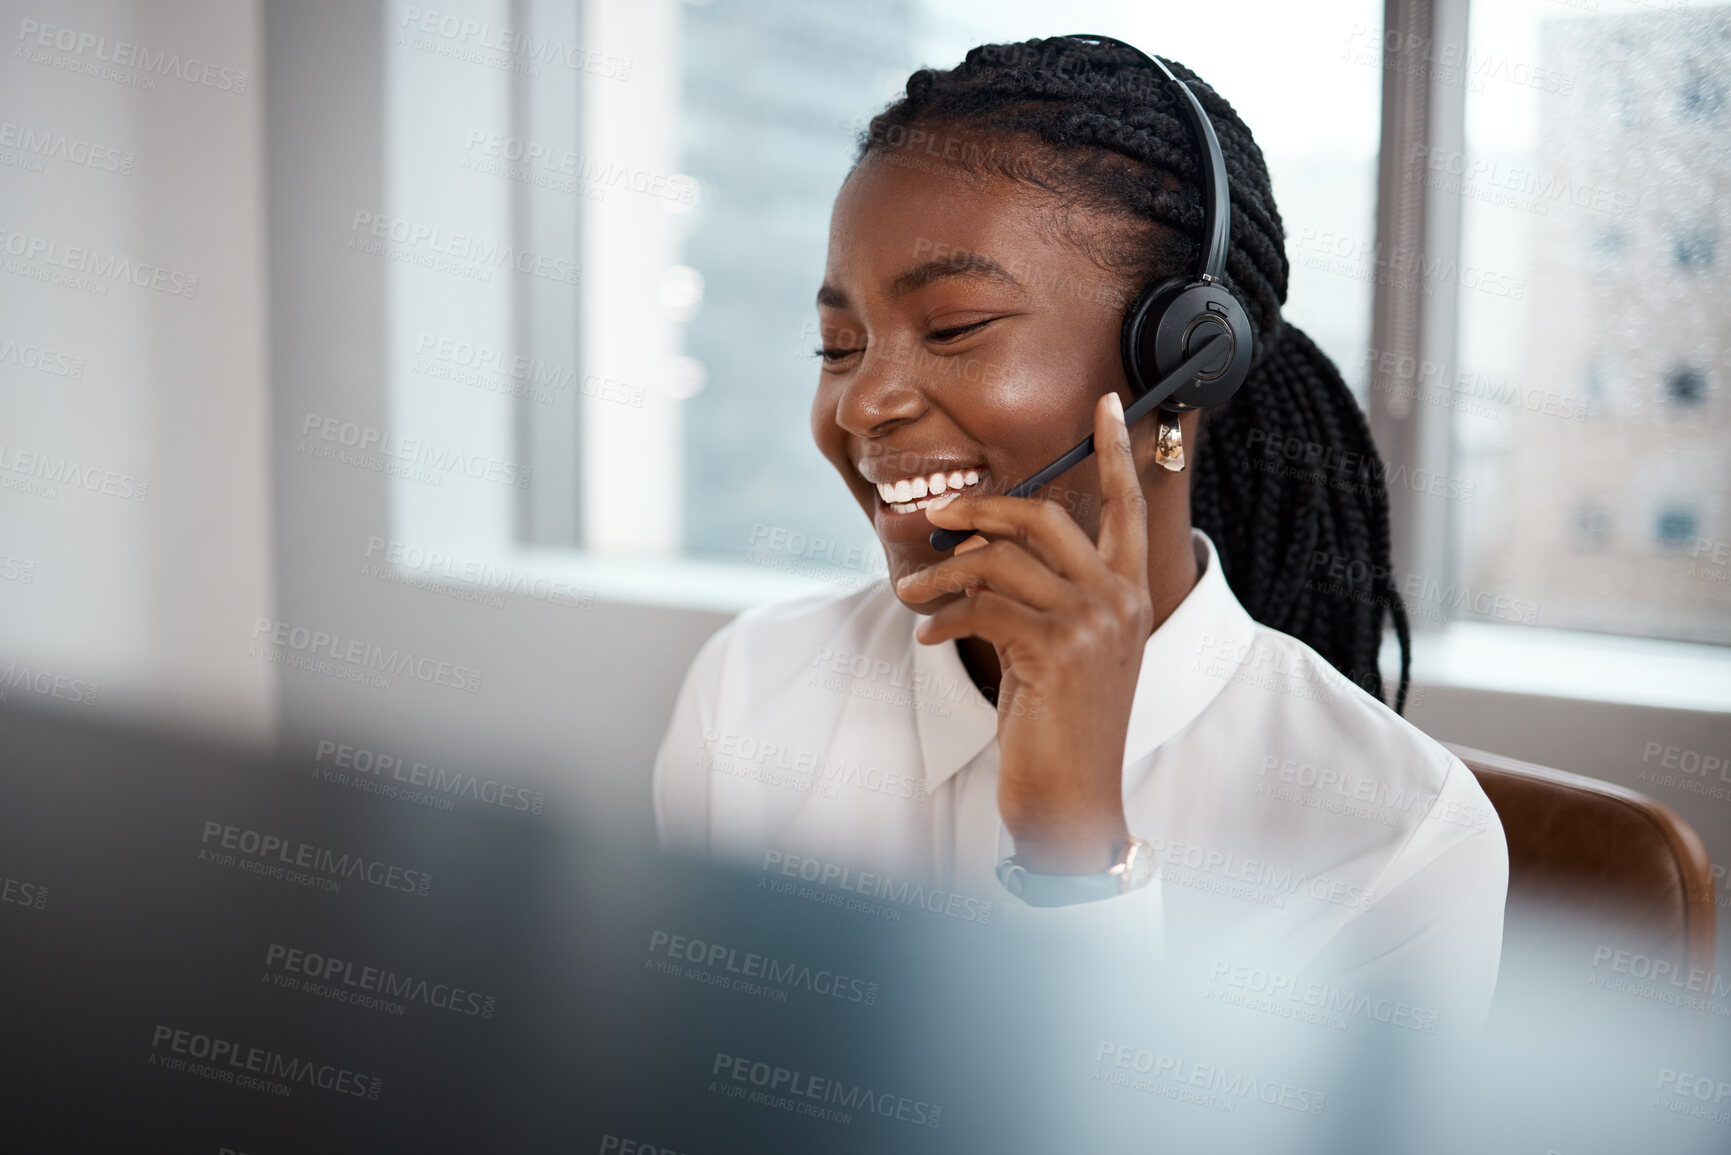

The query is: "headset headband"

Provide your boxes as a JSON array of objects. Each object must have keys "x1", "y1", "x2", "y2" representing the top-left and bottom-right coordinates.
[{"x1": 1063, "y1": 34, "x2": 1230, "y2": 283}]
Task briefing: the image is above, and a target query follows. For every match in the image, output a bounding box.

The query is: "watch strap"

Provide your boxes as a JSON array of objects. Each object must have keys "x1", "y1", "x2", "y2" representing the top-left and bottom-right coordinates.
[{"x1": 996, "y1": 836, "x2": 1154, "y2": 908}]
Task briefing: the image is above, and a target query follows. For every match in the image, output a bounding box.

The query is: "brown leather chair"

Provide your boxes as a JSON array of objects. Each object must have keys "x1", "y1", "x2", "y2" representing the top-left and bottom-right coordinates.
[{"x1": 1446, "y1": 743, "x2": 1716, "y2": 978}]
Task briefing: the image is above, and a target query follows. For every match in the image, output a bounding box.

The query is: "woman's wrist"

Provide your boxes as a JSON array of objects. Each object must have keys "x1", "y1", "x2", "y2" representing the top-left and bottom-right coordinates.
[{"x1": 1004, "y1": 808, "x2": 1131, "y2": 875}]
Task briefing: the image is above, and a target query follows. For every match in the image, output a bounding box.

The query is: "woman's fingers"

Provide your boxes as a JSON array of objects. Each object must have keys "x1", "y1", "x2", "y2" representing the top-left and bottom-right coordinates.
[
  {"x1": 1092, "y1": 391, "x2": 1150, "y2": 583},
  {"x1": 924, "y1": 489, "x2": 1098, "y2": 580},
  {"x1": 913, "y1": 587, "x2": 1045, "y2": 649},
  {"x1": 896, "y1": 538, "x2": 1069, "y2": 611}
]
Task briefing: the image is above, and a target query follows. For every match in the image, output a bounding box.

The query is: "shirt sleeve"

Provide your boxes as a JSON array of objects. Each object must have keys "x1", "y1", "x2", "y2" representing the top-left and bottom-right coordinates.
[
  {"x1": 1304, "y1": 756, "x2": 1509, "y2": 1034},
  {"x1": 651, "y1": 622, "x2": 735, "y2": 858}
]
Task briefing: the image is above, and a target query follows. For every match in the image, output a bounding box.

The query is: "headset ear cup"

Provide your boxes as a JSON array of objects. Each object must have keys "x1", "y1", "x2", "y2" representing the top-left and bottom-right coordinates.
[
  {"x1": 1119, "y1": 276, "x2": 1191, "y2": 397},
  {"x1": 1145, "y1": 282, "x2": 1254, "y2": 410}
]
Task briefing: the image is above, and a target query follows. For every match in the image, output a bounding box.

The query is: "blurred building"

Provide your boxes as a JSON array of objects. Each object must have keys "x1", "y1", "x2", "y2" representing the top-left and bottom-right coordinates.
[
  {"x1": 1476, "y1": 7, "x2": 1731, "y2": 642},
  {"x1": 678, "y1": 0, "x2": 914, "y2": 565}
]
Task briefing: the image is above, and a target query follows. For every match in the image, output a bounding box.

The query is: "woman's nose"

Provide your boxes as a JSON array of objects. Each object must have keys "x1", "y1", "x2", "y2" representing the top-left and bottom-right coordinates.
[{"x1": 832, "y1": 338, "x2": 929, "y2": 437}]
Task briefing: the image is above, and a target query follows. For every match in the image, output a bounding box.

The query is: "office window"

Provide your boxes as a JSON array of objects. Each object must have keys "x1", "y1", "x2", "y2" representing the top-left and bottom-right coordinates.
[
  {"x1": 1656, "y1": 504, "x2": 1699, "y2": 547},
  {"x1": 1665, "y1": 364, "x2": 1707, "y2": 407},
  {"x1": 1451, "y1": 0, "x2": 1731, "y2": 644},
  {"x1": 1672, "y1": 224, "x2": 1716, "y2": 269}
]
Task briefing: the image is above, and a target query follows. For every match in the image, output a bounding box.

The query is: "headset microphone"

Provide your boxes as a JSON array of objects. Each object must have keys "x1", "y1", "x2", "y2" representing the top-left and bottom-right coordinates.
[
  {"x1": 928, "y1": 34, "x2": 1255, "y2": 554},
  {"x1": 928, "y1": 335, "x2": 1223, "y2": 552}
]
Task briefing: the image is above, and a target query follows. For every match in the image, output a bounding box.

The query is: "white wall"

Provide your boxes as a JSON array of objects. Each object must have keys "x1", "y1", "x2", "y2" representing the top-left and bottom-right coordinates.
[{"x1": 0, "y1": 0, "x2": 276, "y2": 749}]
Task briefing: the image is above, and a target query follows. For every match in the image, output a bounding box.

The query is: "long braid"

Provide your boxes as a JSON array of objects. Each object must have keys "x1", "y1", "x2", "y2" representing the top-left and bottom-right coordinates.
[{"x1": 857, "y1": 36, "x2": 1412, "y2": 713}]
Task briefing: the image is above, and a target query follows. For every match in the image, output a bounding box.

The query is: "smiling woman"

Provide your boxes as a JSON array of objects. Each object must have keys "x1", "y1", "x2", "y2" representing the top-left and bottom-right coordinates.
[{"x1": 654, "y1": 36, "x2": 1508, "y2": 1029}]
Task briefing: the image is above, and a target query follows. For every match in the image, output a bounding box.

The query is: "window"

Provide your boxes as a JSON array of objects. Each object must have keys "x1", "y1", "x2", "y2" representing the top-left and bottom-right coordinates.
[
  {"x1": 1656, "y1": 504, "x2": 1699, "y2": 547},
  {"x1": 1451, "y1": 0, "x2": 1731, "y2": 644}
]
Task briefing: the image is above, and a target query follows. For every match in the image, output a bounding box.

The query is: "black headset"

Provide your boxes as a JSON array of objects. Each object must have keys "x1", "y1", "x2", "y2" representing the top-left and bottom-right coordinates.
[{"x1": 929, "y1": 34, "x2": 1254, "y2": 551}]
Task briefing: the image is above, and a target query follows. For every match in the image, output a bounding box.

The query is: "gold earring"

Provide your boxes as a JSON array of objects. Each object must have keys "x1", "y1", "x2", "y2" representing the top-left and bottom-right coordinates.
[{"x1": 1155, "y1": 411, "x2": 1186, "y2": 472}]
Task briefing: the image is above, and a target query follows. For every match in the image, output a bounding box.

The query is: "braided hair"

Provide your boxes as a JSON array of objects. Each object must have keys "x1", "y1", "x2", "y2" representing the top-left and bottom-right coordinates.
[{"x1": 854, "y1": 36, "x2": 1411, "y2": 713}]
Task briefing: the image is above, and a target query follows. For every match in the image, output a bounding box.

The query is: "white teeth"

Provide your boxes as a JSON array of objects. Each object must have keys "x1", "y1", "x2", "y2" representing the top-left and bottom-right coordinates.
[{"x1": 871, "y1": 467, "x2": 984, "y2": 507}]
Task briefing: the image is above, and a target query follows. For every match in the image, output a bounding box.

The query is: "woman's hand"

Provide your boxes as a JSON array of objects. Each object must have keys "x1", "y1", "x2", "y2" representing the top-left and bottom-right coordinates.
[{"x1": 895, "y1": 392, "x2": 1154, "y2": 875}]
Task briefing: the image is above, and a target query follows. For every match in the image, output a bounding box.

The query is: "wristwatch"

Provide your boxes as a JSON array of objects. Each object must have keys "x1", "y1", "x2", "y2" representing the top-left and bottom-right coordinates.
[{"x1": 996, "y1": 836, "x2": 1156, "y2": 907}]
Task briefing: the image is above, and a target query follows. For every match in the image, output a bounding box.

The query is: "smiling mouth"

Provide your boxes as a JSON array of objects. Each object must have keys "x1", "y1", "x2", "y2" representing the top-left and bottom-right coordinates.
[{"x1": 870, "y1": 467, "x2": 986, "y2": 514}]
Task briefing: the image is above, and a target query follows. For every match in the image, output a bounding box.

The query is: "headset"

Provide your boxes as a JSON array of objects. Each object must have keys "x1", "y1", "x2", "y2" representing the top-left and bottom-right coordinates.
[{"x1": 929, "y1": 34, "x2": 1254, "y2": 551}]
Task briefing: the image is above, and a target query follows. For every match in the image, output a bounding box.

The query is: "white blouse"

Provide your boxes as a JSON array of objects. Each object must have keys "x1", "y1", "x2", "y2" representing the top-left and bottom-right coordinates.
[{"x1": 654, "y1": 530, "x2": 1508, "y2": 1029}]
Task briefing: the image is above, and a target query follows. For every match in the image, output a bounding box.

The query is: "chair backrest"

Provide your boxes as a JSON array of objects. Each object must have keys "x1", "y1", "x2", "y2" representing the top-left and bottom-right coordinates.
[{"x1": 1446, "y1": 742, "x2": 1716, "y2": 978}]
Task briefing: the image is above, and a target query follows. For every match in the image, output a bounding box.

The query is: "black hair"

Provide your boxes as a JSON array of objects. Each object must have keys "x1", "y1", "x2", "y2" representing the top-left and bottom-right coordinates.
[{"x1": 854, "y1": 36, "x2": 1411, "y2": 713}]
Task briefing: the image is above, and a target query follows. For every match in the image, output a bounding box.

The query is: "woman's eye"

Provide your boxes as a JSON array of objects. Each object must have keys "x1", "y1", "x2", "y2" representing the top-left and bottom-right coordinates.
[{"x1": 926, "y1": 318, "x2": 994, "y2": 343}]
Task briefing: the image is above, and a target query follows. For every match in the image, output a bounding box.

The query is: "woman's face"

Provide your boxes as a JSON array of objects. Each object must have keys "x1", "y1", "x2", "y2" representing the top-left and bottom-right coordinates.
[{"x1": 812, "y1": 149, "x2": 1166, "y2": 612}]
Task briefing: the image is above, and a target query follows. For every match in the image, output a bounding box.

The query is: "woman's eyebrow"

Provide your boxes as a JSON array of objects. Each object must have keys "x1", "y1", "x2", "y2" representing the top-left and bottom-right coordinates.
[
  {"x1": 813, "y1": 253, "x2": 1021, "y2": 310},
  {"x1": 887, "y1": 254, "x2": 1020, "y2": 299}
]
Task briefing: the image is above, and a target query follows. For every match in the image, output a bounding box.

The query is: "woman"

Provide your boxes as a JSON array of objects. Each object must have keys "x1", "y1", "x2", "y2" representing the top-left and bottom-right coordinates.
[{"x1": 655, "y1": 37, "x2": 1506, "y2": 1026}]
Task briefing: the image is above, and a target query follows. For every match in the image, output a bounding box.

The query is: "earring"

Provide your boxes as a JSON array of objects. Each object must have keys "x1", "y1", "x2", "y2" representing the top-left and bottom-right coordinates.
[{"x1": 1155, "y1": 411, "x2": 1186, "y2": 472}]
